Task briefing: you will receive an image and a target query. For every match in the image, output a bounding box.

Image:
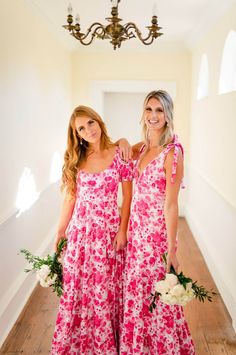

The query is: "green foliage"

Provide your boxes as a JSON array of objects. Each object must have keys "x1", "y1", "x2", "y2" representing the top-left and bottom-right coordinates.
[
  {"x1": 149, "y1": 292, "x2": 161, "y2": 313},
  {"x1": 20, "y1": 238, "x2": 67, "y2": 297},
  {"x1": 163, "y1": 252, "x2": 216, "y2": 301},
  {"x1": 149, "y1": 252, "x2": 217, "y2": 311},
  {"x1": 192, "y1": 282, "x2": 217, "y2": 302}
]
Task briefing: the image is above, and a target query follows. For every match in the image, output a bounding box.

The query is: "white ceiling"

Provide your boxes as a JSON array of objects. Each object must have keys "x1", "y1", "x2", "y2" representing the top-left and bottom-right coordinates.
[{"x1": 26, "y1": 0, "x2": 236, "y2": 52}]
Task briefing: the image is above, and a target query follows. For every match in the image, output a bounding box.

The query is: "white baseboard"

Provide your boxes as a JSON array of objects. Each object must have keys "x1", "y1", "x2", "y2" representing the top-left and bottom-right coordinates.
[
  {"x1": 185, "y1": 207, "x2": 236, "y2": 332},
  {"x1": 0, "y1": 225, "x2": 56, "y2": 347}
]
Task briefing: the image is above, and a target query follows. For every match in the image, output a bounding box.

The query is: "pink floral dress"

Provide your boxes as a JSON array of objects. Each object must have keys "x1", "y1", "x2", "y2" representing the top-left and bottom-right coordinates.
[
  {"x1": 51, "y1": 148, "x2": 133, "y2": 355},
  {"x1": 120, "y1": 136, "x2": 195, "y2": 355}
]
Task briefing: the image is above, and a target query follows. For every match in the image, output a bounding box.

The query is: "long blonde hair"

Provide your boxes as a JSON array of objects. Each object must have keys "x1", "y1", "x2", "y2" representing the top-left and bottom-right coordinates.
[
  {"x1": 142, "y1": 90, "x2": 174, "y2": 147},
  {"x1": 61, "y1": 105, "x2": 113, "y2": 196}
]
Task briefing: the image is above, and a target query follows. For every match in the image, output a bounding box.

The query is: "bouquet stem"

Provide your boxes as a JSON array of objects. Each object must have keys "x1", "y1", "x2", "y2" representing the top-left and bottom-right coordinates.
[{"x1": 20, "y1": 238, "x2": 67, "y2": 297}]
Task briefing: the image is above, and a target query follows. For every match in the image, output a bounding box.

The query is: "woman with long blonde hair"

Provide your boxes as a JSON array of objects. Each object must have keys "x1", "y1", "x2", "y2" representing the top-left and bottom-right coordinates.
[
  {"x1": 51, "y1": 105, "x2": 133, "y2": 354},
  {"x1": 120, "y1": 91, "x2": 195, "y2": 354}
]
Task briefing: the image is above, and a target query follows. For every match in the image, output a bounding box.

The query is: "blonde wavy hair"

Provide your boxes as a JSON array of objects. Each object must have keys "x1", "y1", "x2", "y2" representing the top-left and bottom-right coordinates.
[
  {"x1": 61, "y1": 105, "x2": 113, "y2": 196},
  {"x1": 142, "y1": 90, "x2": 174, "y2": 147}
]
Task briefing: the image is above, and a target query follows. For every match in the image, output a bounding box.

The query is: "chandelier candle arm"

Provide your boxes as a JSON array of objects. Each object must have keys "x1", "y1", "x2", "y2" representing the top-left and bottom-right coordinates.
[
  {"x1": 63, "y1": 1, "x2": 163, "y2": 49},
  {"x1": 77, "y1": 23, "x2": 106, "y2": 44},
  {"x1": 125, "y1": 17, "x2": 162, "y2": 44},
  {"x1": 75, "y1": 23, "x2": 106, "y2": 45}
]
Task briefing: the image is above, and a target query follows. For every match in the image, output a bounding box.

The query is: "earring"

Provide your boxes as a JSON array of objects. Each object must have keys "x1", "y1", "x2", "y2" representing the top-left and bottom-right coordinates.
[{"x1": 80, "y1": 139, "x2": 83, "y2": 145}]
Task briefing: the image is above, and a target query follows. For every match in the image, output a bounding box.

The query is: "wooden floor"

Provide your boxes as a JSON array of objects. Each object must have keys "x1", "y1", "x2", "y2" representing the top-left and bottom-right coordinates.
[{"x1": 1, "y1": 218, "x2": 236, "y2": 354}]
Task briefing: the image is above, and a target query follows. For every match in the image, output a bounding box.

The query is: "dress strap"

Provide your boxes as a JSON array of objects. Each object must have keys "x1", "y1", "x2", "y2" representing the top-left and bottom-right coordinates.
[
  {"x1": 139, "y1": 144, "x2": 146, "y2": 155},
  {"x1": 164, "y1": 135, "x2": 184, "y2": 185},
  {"x1": 135, "y1": 144, "x2": 146, "y2": 164}
]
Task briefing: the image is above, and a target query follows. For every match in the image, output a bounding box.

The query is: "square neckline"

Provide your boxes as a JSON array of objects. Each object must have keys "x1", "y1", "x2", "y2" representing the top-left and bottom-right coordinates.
[{"x1": 79, "y1": 147, "x2": 118, "y2": 175}]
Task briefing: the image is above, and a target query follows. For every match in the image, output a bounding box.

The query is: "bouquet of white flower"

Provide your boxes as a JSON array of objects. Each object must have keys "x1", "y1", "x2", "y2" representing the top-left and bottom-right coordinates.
[
  {"x1": 149, "y1": 254, "x2": 216, "y2": 312},
  {"x1": 20, "y1": 238, "x2": 67, "y2": 297}
]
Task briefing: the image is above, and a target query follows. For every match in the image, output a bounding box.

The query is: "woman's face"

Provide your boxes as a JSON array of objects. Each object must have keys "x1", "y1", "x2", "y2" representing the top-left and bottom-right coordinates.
[
  {"x1": 75, "y1": 116, "x2": 102, "y2": 144},
  {"x1": 144, "y1": 97, "x2": 166, "y2": 131}
]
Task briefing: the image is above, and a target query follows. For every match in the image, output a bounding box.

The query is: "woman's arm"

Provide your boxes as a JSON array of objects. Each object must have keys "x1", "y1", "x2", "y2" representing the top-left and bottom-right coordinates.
[
  {"x1": 115, "y1": 138, "x2": 132, "y2": 161},
  {"x1": 132, "y1": 141, "x2": 144, "y2": 160},
  {"x1": 164, "y1": 149, "x2": 183, "y2": 273},
  {"x1": 115, "y1": 138, "x2": 143, "y2": 161},
  {"x1": 113, "y1": 181, "x2": 132, "y2": 251},
  {"x1": 54, "y1": 194, "x2": 76, "y2": 251}
]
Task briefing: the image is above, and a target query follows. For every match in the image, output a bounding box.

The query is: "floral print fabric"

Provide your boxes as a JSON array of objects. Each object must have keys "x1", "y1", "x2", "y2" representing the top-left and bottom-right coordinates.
[
  {"x1": 120, "y1": 136, "x2": 195, "y2": 355},
  {"x1": 51, "y1": 148, "x2": 133, "y2": 355}
]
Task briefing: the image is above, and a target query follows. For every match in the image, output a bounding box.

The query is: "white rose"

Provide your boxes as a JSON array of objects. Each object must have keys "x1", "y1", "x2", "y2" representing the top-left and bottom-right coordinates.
[
  {"x1": 155, "y1": 280, "x2": 170, "y2": 295},
  {"x1": 48, "y1": 273, "x2": 57, "y2": 285},
  {"x1": 177, "y1": 295, "x2": 190, "y2": 306},
  {"x1": 186, "y1": 282, "x2": 192, "y2": 291},
  {"x1": 177, "y1": 289, "x2": 195, "y2": 306},
  {"x1": 186, "y1": 289, "x2": 195, "y2": 301},
  {"x1": 36, "y1": 265, "x2": 51, "y2": 280},
  {"x1": 39, "y1": 279, "x2": 50, "y2": 287},
  {"x1": 165, "y1": 274, "x2": 178, "y2": 288},
  {"x1": 39, "y1": 273, "x2": 56, "y2": 287},
  {"x1": 169, "y1": 284, "x2": 185, "y2": 297},
  {"x1": 178, "y1": 293, "x2": 189, "y2": 305},
  {"x1": 36, "y1": 265, "x2": 57, "y2": 288},
  {"x1": 161, "y1": 293, "x2": 177, "y2": 305}
]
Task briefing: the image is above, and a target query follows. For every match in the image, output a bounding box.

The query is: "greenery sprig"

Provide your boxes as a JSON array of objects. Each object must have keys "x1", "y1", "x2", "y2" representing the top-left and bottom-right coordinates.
[
  {"x1": 20, "y1": 238, "x2": 67, "y2": 297},
  {"x1": 149, "y1": 253, "x2": 217, "y2": 312}
]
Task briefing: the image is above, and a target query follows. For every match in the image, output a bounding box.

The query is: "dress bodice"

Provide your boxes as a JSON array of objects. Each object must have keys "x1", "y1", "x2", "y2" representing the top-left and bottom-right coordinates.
[
  {"x1": 132, "y1": 135, "x2": 184, "y2": 210},
  {"x1": 75, "y1": 148, "x2": 133, "y2": 205}
]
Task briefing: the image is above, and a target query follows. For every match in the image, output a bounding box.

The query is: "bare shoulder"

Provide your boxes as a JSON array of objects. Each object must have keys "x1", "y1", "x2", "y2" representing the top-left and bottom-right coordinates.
[
  {"x1": 166, "y1": 145, "x2": 183, "y2": 160},
  {"x1": 132, "y1": 141, "x2": 144, "y2": 160},
  {"x1": 164, "y1": 146, "x2": 183, "y2": 172},
  {"x1": 107, "y1": 144, "x2": 117, "y2": 156},
  {"x1": 64, "y1": 192, "x2": 76, "y2": 204}
]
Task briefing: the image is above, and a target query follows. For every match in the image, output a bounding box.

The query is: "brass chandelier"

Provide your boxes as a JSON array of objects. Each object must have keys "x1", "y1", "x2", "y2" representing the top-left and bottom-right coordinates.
[{"x1": 63, "y1": 0, "x2": 163, "y2": 50}]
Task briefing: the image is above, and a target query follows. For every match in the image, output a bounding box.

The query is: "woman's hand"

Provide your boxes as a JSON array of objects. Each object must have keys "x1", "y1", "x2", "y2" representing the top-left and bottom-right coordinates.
[
  {"x1": 118, "y1": 138, "x2": 132, "y2": 162},
  {"x1": 54, "y1": 232, "x2": 67, "y2": 252},
  {"x1": 113, "y1": 231, "x2": 127, "y2": 251},
  {"x1": 166, "y1": 250, "x2": 179, "y2": 273}
]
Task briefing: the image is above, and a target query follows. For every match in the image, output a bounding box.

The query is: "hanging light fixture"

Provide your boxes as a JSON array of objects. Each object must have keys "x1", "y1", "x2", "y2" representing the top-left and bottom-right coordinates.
[{"x1": 63, "y1": 0, "x2": 163, "y2": 50}]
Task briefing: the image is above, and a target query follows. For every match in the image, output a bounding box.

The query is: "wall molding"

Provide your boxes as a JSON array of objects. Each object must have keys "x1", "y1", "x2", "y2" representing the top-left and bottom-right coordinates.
[
  {"x1": 89, "y1": 80, "x2": 177, "y2": 118},
  {"x1": 0, "y1": 224, "x2": 56, "y2": 347},
  {"x1": 188, "y1": 163, "x2": 236, "y2": 210},
  {"x1": 185, "y1": 165, "x2": 236, "y2": 332},
  {"x1": 185, "y1": 207, "x2": 236, "y2": 332},
  {"x1": 0, "y1": 182, "x2": 62, "y2": 347},
  {"x1": 0, "y1": 182, "x2": 60, "y2": 229}
]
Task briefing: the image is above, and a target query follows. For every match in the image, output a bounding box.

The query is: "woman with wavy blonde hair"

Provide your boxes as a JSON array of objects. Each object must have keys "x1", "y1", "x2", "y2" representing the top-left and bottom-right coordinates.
[
  {"x1": 51, "y1": 105, "x2": 133, "y2": 354},
  {"x1": 120, "y1": 90, "x2": 195, "y2": 354}
]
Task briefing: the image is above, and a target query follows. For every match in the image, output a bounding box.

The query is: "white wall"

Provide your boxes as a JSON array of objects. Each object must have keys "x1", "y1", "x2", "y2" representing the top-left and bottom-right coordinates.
[
  {"x1": 71, "y1": 50, "x2": 192, "y2": 158},
  {"x1": 104, "y1": 92, "x2": 144, "y2": 144},
  {"x1": 71, "y1": 50, "x2": 192, "y2": 216},
  {"x1": 0, "y1": 0, "x2": 72, "y2": 346},
  {"x1": 186, "y1": 2, "x2": 236, "y2": 330},
  {"x1": 1, "y1": 0, "x2": 236, "y2": 348}
]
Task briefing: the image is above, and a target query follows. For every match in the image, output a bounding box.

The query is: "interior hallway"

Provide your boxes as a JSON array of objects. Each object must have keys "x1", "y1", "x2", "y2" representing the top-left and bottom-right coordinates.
[
  {"x1": 1, "y1": 0, "x2": 236, "y2": 349},
  {"x1": 1, "y1": 218, "x2": 236, "y2": 355}
]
